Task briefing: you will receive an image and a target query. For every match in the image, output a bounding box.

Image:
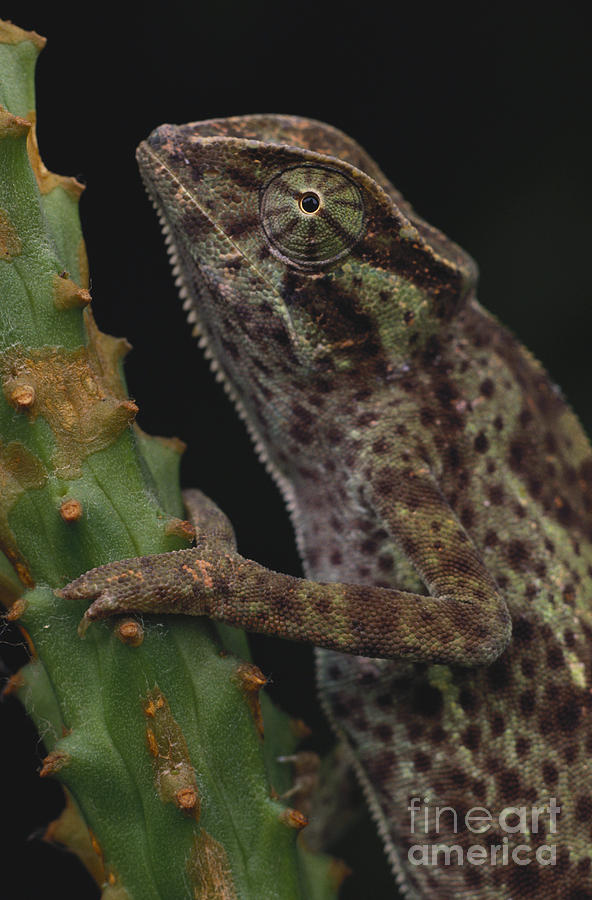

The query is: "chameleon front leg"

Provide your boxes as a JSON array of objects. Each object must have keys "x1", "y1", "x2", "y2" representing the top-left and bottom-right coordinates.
[{"x1": 59, "y1": 461, "x2": 511, "y2": 665}]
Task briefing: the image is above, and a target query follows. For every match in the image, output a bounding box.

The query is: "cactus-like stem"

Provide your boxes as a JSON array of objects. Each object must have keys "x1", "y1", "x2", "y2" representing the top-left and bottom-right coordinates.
[{"x1": 0, "y1": 21, "x2": 340, "y2": 899}]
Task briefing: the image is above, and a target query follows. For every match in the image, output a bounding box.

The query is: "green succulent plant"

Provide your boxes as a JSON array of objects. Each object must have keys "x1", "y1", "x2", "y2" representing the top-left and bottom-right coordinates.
[{"x1": 0, "y1": 20, "x2": 339, "y2": 899}]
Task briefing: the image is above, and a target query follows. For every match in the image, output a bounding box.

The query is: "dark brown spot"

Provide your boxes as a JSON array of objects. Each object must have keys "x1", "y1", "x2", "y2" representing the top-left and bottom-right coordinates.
[
  {"x1": 513, "y1": 616, "x2": 535, "y2": 643},
  {"x1": 472, "y1": 780, "x2": 487, "y2": 800},
  {"x1": 372, "y1": 436, "x2": 389, "y2": 454},
  {"x1": 459, "y1": 689, "x2": 480, "y2": 715},
  {"x1": 519, "y1": 690, "x2": 536, "y2": 716},
  {"x1": 373, "y1": 723, "x2": 393, "y2": 742},
  {"x1": 450, "y1": 767, "x2": 467, "y2": 787},
  {"x1": 289, "y1": 422, "x2": 313, "y2": 445},
  {"x1": 576, "y1": 796, "x2": 592, "y2": 822},
  {"x1": 547, "y1": 644, "x2": 565, "y2": 669},
  {"x1": 474, "y1": 431, "x2": 489, "y2": 453},
  {"x1": 564, "y1": 628, "x2": 576, "y2": 647},
  {"x1": 447, "y1": 444, "x2": 461, "y2": 469},
  {"x1": 462, "y1": 725, "x2": 481, "y2": 750},
  {"x1": 430, "y1": 725, "x2": 446, "y2": 743},
  {"x1": 326, "y1": 426, "x2": 343, "y2": 446},
  {"x1": 519, "y1": 408, "x2": 533, "y2": 427},
  {"x1": 507, "y1": 539, "x2": 529, "y2": 571},
  {"x1": 413, "y1": 750, "x2": 431, "y2": 772},
  {"x1": 360, "y1": 538, "x2": 377, "y2": 555},
  {"x1": 521, "y1": 657, "x2": 535, "y2": 677},
  {"x1": 498, "y1": 768, "x2": 521, "y2": 801},
  {"x1": 413, "y1": 683, "x2": 443, "y2": 718},
  {"x1": 356, "y1": 411, "x2": 377, "y2": 427},
  {"x1": 435, "y1": 381, "x2": 457, "y2": 407},
  {"x1": 557, "y1": 697, "x2": 581, "y2": 732},
  {"x1": 564, "y1": 584, "x2": 577, "y2": 607},
  {"x1": 460, "y1": 506, "x2": 474, "y2": 528},
  {"x1": 483, "y1": 530, "x2": 498, "y2": 548},
  {"x1": 377, "y1": 553, "x2": 394, "y2": 572},
  {"x1": 420, "y1": 407, "x2": 434, "y2": 426},
  {"x1": 491, "y1": 714, "x2": 505, "y2": 736},
  {"x1": 487, "y1": 658, "x2": 510, "y2": 691},
  {"x1": 488, "y1": 484, "x2": 504, "y2": 505},
  {"x1": 509, "y1": 440, "x2": 524, "y2": 469}
]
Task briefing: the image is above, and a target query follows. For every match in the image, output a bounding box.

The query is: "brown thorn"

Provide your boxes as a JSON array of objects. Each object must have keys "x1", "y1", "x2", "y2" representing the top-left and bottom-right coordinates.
[
  {"x1": 53, "y1": 273, "x2": 91, "y2": 310},
  {"x1": 59, "y1": 498, "x2": 83, "y2": 523},
  {"x1": 2, "y1": 671, "x2": 24, "y2": 697},
  {"x1": 235, "y1": 662, "x2": 267, "y2": 692},
  {"x1": 0, "y1": 21, "x2": 46, "y2": 50},
  {"x1": 0, "y1": 107, "x2": 30, "y2": 139},
  {"x1": 116, "y1": 618, "x2": 144, "y2": 647},
  {"x1": 278, "y1": 808, "x2": 308, "y2": 830},
  {"x1": 40, "y1": 750, "x2": 70, "y2": 777},
  {"x1": 290, "y1": 718, "x2": 312, "y2": 740},
  {"x1": 175, "y1": 787, "x2": 199, "y2": 812},
  {"x1": 120, "y1": 399, "x2": 139, "y2": 416},
  {"x1": 328, "y1": 859, "x2": 353, "y2": 890},
  {"x1": 5, "y1": 596, "x2": 27, "y2": 621},
  {"x1": 9, "y1": 383, "x2": 35, "y2": 410},
  {"x1": 165, "y1": 517, "x2": 196, "y2": 542},
  {"x1": 234, "y1": 662, "x2": 267, "y2": 738}
]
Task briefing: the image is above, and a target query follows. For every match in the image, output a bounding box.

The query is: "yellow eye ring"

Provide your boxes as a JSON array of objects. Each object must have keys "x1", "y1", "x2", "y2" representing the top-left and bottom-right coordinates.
[{"x1": 299, "y1": 191, "x2": 321, "y2": 214}]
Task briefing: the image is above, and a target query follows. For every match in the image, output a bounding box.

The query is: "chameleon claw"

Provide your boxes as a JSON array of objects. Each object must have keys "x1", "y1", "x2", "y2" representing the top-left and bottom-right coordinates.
[
  {"x1": 77, "y1": 611, "x2": 92, "y2": 638},
  {"x1": 76, "y1": 590, "x2": 123, "y2": 637}
]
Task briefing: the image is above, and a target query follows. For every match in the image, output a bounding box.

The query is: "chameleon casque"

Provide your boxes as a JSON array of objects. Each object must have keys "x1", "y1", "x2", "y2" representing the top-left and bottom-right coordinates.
[{"x1": 60, "y1": 115, "x2": 592, "y2": 898}]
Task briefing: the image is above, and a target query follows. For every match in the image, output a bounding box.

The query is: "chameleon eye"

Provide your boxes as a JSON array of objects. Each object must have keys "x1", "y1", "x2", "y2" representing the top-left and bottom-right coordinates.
[{"x1": 260, "y1": 165, "x2": 364, "y2": 266}]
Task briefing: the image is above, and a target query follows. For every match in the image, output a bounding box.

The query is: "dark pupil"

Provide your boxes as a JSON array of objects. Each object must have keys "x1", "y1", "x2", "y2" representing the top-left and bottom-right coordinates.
[{"x1": 300, "y1": 192, "x2": 320, "y2": 214}]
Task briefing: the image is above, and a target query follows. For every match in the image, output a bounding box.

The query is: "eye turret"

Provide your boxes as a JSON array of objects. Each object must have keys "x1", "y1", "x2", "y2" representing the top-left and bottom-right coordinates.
[{"x1": 260, "y1": 165, "x2": 364, "y2": 266}]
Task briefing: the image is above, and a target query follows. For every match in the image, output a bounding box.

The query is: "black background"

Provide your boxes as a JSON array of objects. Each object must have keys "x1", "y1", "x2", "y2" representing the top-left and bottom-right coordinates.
[{"x1": 1, "y1": 4, "x2": 591, "y2": 898}]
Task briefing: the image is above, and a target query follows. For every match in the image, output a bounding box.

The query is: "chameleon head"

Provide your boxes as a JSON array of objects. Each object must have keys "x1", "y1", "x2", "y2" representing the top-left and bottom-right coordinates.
[
  {"x1": 136, "y1": 115, "x2": 478, "y2": 474},
  {"x1": 137, "y1": 114, "x2": 477, "y2": 366}
]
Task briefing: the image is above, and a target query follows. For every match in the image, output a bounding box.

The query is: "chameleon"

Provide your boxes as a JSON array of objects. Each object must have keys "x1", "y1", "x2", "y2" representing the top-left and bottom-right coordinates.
[{"x1": 59, "y1": 115, "x2": 592, "y2": 898}]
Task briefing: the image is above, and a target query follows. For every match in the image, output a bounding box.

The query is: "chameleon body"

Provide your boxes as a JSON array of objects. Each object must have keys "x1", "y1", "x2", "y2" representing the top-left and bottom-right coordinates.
[{"x1": 61, "y1": 116, "x2": 592, "y2": 898}]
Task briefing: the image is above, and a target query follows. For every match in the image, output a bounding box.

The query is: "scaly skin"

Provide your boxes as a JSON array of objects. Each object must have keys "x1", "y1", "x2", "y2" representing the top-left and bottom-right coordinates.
[{"x1": 60, "y1": 116, "x2": 592, "y2": 898}]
